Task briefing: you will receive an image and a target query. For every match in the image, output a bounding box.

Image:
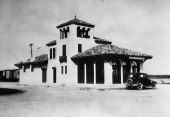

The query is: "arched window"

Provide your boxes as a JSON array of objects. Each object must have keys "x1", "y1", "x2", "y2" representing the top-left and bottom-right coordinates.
[
  {"x1": 86, "y1": 28, "x2": 90, "y2": 38},
  {"x1": 63, "y1": 28, "x2": 67, "y2": 38},
  {"x1": 131, "y1": 61, "x2": 138, "y2": 73},
  {"x1": 60, "y1": 29, "x2": 62, "y2": 39},
  {"x1": 81, "y1": 27, "x2": 85, "y2": 38},
  {"x1": 67, "y1": 27, "x2": 69, "y2": 33}
]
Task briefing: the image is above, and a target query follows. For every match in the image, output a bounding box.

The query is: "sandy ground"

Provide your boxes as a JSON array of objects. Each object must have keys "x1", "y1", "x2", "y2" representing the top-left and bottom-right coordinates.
[{"x1": 0, "y1": 83, "x2": 170, "y2": 117}]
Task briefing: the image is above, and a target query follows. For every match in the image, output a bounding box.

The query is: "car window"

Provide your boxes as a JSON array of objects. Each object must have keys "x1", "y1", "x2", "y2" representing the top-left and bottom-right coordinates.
[{"x1": 129, "y1": 74, "x2": 133, "y2": 77}]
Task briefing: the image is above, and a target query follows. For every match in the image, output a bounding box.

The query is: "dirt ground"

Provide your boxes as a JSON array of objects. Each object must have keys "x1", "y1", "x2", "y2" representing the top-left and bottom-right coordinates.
[{"x1": 0, "y1": 83, "x2": 170, "y2": 117}]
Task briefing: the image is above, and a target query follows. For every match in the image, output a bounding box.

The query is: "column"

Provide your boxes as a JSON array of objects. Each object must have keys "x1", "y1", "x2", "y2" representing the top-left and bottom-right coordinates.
[
  {"x1": 104, "y1": 62, "x2": 112, "y2": 85},
  {"x1": 84, "y1": 63, "x2": 86, "y2": 84},
  {"x1": 120, "y1": 64, "x2": 123, "y2": 84},
  {"x1": 93, "y1": 62, "x2": 96, "y2": 84}
]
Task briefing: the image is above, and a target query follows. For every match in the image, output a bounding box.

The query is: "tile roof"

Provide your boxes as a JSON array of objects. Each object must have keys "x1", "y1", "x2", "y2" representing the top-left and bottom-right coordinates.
[
  {"x1": 14, "y1": 54, "x2": 48, "y2": 67},
  {"x1": 46, "y1": 40, "x2": 56, "y2": 46},
  {"x1": 93, "y1": 37, "x2": 112, "y2": 44},
  {"x1": 56, "y1": 17, "x2": 95, "y2": 28},
  {"x1": 72, "y1": 44, "x2": 152, "y2": 60}
]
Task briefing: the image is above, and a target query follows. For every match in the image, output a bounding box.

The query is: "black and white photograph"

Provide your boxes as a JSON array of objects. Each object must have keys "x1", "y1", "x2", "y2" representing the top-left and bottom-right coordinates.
[{"x1": 0, "y1": 0, "x2": 170, "y2": 117}]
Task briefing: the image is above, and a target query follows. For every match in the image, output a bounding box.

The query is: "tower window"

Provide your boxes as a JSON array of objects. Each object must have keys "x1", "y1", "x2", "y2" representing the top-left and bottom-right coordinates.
[
  {"x1": 77, "y1": 26, "x2": 90, "y2": 38},
  {"x1": 62, "y1": 45, "x2": 66, "y2": 56},
  {"x1": 78, "y1": 44, "x2": 82, "y2": 53}
]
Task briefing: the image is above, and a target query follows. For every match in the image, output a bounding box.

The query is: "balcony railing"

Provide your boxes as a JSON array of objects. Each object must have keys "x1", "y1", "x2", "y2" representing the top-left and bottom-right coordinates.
[{"x1": 59, "y1": 56, "x2": 67, "y2": 63}]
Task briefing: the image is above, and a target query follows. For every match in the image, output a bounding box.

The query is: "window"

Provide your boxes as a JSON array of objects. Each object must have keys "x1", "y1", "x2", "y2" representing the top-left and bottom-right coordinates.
[
  {"x1": 62, "y1": 45, "x2": 66, "y2": 56},
  {"x1": 77, "y1": 26, "x2": 81, "y2": 37},
  {"x1": 60, "y1": 27, "x2": 69, "y2": 39},
  {"x1": 65, "y1": 66, "x2": 67, "y2": 74},
  {"x1": 77, "y1": 26, "x2": 90, "y2": 38},
  {"x1": 31, "y1": 65, "x2": 34, "y2": 72},
  {"x1": 23, "y1": 66, "x2": 26, "y2": 72},
  {"x1": 50, "y1": 48, "x2": 52, "y2": 59},
  {"x1": 78, "y1": 44, "x2": 82, "y2": 53},
  {"x1": 61, "y1": 66, "x2": 63, "y2": 74},
  {"x1": 49, "y1": 48, "x2": 56, "y2": 59},
  {"x1": 53, "y1": 48, "x2": 56, "y2": 59}
]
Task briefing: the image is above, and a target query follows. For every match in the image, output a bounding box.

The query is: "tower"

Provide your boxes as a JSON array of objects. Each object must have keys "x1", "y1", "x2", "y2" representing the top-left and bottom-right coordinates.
[{"x1": 46, "y1": 16, "x2": 96, "y2": 85}]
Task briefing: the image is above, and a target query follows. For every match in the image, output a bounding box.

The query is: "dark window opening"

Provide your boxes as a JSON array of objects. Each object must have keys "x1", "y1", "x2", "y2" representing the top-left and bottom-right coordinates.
[
  {"x1": 61, "y1": 66, "x2": 63, "y2": 74},
  {"x1": 77, "y1": 26, "x2": 81, "y2": 37},
  {"x1": 78, "y1": 44, "x2": 82, "y2": 53},
  {"x1": 62, "y1": 45, "x2": 66, "y2": 56},
  {"x1": 53, "y1": 48, "x2": 56, "y2": 59},
  {"x1": 50, "y1": 48, "x2": 52, "y2": 59},
  {"x1": 77, "y1": 26, "x2": 90, "y2": 38},
  {"x1": 65, "y1": 66, "x2": 67, "y2": 74}
]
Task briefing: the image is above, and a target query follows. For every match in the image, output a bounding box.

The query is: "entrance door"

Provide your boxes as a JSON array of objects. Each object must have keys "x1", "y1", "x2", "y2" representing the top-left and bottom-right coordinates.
[
  {"x1": 78, "y1": 63, "x2": 84, "y2": 83},
  {"x1": 112, "y1": 65, "x2": 121, "y2": 84},
  {"x1": 53, "y1": 67, "x2": 56, "y2": 83},
  {"x1": 42, "y1": 68, "x2": 47, "y2": 83},
  {"x1": 96, "y1": 61, "x2": 104, "y2": 84}
]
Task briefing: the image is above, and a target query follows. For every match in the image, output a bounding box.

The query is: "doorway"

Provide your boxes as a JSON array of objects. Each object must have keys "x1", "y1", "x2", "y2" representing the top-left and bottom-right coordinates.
[
  {"x1": 42, "y1": 68, "x2": 47, "y2": 83},
  {"x1": 53, "y1": 67, "x2": 56, "y2": 83},
  {"x1": 112, "y1": 65, "x2": 121, "y2": 84}
]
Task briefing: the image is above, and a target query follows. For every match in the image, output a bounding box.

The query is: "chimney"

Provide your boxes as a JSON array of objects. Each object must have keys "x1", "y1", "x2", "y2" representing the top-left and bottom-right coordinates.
[{"x1": 29, "y1": 43, "x2": 33, "y2": 58}]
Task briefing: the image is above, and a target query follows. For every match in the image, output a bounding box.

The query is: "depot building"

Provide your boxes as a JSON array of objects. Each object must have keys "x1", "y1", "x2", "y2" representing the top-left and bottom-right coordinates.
[{"x1": 15, "y1": 16, "x2": 152, "y2": 86}]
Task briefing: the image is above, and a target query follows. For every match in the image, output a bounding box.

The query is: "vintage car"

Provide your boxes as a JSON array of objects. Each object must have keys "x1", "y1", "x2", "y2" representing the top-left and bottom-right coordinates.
[{"x1": 126, "y1": 73, "x2": 157, "y2": 90}]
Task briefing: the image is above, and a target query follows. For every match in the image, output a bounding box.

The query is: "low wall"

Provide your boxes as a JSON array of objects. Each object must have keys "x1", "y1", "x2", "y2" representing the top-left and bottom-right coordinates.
[{"x1": 150, "y1": 77, "x2": 170, "y2": 84}]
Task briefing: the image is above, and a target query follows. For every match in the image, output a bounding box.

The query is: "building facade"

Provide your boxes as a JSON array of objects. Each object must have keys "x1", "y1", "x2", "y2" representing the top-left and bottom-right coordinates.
[{"x1": 15, "y1": 17, "x2": 152, "y2": 86}]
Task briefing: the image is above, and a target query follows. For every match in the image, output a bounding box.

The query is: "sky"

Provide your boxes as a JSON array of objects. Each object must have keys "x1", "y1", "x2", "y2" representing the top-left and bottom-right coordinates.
[{"x1": 0, "y1": 0, "x2": 170, "y2": 74}]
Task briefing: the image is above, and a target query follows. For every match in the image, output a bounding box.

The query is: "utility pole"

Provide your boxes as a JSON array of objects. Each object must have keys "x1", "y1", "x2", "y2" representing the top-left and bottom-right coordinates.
[{"x1": 29, "y1": 43, "x2": 33, "y2": 58}]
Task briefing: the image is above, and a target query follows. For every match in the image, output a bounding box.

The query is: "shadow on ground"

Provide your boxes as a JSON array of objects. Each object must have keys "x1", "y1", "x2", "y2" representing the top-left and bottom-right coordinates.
[{"x1": 0, "y1": 88, "x2": 25, "y2": 96}]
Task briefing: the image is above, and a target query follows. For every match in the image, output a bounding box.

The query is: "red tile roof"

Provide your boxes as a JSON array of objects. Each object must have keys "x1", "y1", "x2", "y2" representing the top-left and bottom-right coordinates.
[
  {"x1": 72, "y1": 44, "x2": 152, "y2": 60},
  {"x1": 56, "y1": 17, "x2": 95, "y2": 28}
]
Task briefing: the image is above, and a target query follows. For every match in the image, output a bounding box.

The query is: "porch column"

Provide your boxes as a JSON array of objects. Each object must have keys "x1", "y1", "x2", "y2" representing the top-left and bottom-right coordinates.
[
  {"x1": 104, "y1": 62, "x2": 112, "y2": 85},
  {"x1": 120, "y1": 63, "x2": 123, "y2": 84},
  {"x1": 84, "y1": 63, "x2": 86, "y2": 84},
  {"x1": 93, "y1": 62, "x2": 96, "y2": 84}
]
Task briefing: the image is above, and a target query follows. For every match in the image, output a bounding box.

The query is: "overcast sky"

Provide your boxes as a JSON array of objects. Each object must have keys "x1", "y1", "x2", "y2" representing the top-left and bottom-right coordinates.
[{"x1": 0, "y1": 0, "x2": 170, "y2": 74}]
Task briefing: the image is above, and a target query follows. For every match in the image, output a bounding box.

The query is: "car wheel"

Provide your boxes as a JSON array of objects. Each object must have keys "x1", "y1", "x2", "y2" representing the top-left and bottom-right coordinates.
[
  {"x1": 126, "y1": 85, "x2": 129, "y2": 89},
  {"x1": 127, "y1": 79, "x2": 133, "y2": 86},
  {"x1": 152, "y1": 82, "x2": 157, "y2": 89},
  {"x1": 137, "y1": 83, "x2": 143, "y2": 90}
]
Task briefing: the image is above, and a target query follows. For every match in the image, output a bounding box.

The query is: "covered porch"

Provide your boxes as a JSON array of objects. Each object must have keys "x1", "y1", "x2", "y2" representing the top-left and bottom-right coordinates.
[{"x1": 71, "y1": 44, "x2": 152, "y2": 85}]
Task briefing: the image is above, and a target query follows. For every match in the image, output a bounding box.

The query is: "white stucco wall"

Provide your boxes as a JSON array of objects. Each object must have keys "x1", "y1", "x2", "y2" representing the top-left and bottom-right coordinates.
[
  {"x1": 47, "y1": 24, "x2": 96, "y2": 86},
  {"x1": 20, "y1": 66, "x2": 42, "y2": 85}
]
